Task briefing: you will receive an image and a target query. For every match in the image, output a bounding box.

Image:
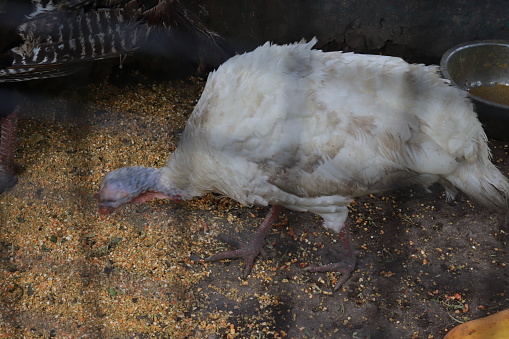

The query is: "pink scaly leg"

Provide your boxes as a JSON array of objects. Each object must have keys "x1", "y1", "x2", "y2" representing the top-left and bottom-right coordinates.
[
  {"x1": 0, "y1": 108, "x2": 19, "y2": 193},
  {"x1": 304, "y1": 221, "x2": 357, "y2": 291},
  {"x1": 206, "y1": 205, "x2": 282, "y2": 277}
]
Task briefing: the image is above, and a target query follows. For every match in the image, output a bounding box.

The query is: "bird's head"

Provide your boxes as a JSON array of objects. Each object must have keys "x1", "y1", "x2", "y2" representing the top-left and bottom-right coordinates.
[
  {"x1": 95, "y1": 167, "x2": 173, "y2": 216},
  {"x1": 95, "y1": 179, "x2": 135, "y2": 215}
]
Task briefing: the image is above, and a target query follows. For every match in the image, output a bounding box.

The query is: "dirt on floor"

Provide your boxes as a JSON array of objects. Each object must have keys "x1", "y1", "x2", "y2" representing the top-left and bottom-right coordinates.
[{"x1": 0, "y1": 70, "x2": 508, "y2": 339}]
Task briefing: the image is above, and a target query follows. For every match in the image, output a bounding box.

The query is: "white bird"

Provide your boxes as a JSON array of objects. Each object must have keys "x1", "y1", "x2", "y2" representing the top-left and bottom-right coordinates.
[{"x1": 96, "y1": 39, "x2": 509, "y2": 291}]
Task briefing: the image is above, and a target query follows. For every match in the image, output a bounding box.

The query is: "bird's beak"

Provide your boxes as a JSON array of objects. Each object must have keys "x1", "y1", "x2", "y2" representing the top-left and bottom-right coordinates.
[
  {"x1": 98, "y1": 206, "x2": 114, "y2": 216},
  {"x1": 94, "y1": 193, "x2": 117, "y2": 217}
]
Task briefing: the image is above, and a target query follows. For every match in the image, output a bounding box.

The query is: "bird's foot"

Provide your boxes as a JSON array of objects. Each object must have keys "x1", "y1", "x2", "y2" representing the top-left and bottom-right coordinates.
[
  {"x1": 205, "y1": 233, "x2": 268, "y2": 278},
  {"x1": 205, "y1": 205, "x2": 283, "y2": 277},
  {"x1": 304, "y1": 247, "x2": 357, "y2": 291}
]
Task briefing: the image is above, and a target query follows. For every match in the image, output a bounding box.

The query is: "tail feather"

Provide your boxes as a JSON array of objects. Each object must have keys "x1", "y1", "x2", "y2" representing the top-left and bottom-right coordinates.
[{"x1": 444, "y1": 161, "x2": 509, "y2": 214}]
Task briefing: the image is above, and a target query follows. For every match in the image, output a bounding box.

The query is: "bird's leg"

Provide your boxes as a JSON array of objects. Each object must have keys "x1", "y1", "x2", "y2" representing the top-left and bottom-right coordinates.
[
  {"x1": 206, "y1": 205, "x2": 282, "y2": 277},
  {"x1": 0, "y1": 108, "x2": 19, "y2": 193},
  {"x1": 304, "y1": 221, "x2": 357, "y2": 291}
]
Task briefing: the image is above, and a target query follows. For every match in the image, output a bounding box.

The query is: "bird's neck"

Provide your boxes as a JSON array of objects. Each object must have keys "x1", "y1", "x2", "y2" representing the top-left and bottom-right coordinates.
[
  {"x1": 159, "y1": 151, "x2": 199, "y2": 200},
  {"x1": 131, "y1": 167, "x2": 167, "y2": 195},
  {"x1": 152, "y1": 163, "x2": 192, "y2": 201}
]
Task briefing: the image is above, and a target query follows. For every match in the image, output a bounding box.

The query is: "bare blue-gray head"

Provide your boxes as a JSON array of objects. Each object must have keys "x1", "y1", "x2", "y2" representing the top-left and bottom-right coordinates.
[{"x1": 96, "y1": 167, "x2": 173, "y2": 215}]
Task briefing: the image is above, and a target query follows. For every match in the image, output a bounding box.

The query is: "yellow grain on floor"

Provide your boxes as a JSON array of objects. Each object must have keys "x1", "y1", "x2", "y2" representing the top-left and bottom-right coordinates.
[{"x1": 0, "y1": 76, "x2": 234, "y2": 338}]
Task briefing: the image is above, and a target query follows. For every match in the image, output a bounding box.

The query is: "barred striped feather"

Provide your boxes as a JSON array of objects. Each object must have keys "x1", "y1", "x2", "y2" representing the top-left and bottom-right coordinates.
[
  {"x1": 1, "y1": 9, "x2": 149, "y2": 81},
  {"x1": 0, "y1": 0, "x2": 234, "y2": 82}
]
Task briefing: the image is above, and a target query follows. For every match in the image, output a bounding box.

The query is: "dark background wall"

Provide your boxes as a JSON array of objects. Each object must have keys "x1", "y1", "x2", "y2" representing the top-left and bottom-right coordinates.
[{"x1": 188, "y1": 0, "x2": 509, "y2": 64}]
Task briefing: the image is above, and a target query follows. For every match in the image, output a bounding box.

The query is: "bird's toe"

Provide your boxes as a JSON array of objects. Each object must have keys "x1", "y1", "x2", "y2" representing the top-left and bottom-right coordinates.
[
  {"x1": 205, "y1": 233, "x2": 267, "y2": 277},
  {"x1": 304, "y1": 249, "x2": 357, "y2": 291}
]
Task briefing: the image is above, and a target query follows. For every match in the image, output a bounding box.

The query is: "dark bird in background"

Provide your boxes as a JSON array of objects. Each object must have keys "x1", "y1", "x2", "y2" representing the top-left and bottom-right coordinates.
[
  {"x1": 96, "y1": 40, "x2": 509, "y2": 291},
  {"x1": 0, "y1": 0, "x2": 235, "y2": 193}
]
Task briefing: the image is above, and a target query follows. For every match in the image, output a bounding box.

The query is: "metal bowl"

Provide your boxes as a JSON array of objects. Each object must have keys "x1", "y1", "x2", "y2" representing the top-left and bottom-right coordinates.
[{"x1": 440, "y1": 40, "x2": 509, "y2": 140}]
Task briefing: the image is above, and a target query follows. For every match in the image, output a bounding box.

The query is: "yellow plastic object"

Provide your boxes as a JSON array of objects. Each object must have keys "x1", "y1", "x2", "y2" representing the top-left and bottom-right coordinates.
[{"x1": 444, "y1": 309, "x2": 509, "y2": 338}]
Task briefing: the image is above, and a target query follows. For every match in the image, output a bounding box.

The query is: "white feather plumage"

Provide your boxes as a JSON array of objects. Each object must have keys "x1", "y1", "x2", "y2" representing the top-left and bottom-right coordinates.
[
  {"x1": 97, "y1": 40, "x2": 509, "y2": 288},
  {"x1": 160, "y1": 39, "x2": 508, "y2": 232}
]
